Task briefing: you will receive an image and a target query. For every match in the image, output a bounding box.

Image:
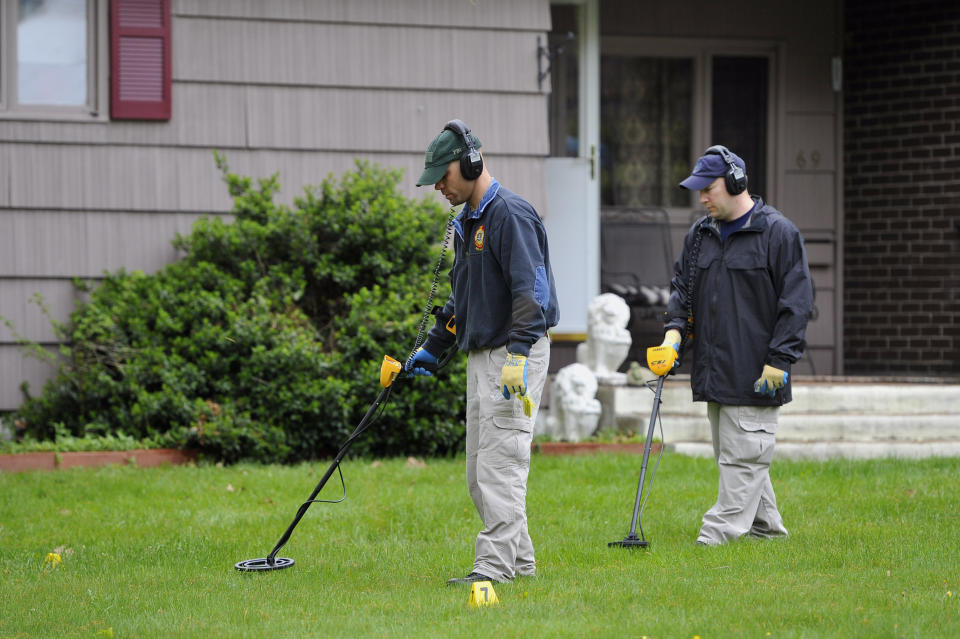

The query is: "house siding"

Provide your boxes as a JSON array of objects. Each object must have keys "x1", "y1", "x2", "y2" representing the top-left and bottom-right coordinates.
[{"x1": 0, "y1": 0, "x2": 551, "y2": 410}]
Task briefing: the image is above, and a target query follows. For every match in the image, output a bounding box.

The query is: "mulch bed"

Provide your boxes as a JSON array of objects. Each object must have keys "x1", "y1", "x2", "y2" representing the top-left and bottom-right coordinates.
[
  {"x1": 2, "y1": 442, "x2": 658, "y2": 472},
  {"x1": 0, "y1": 449, "x2": 196, "y2": 473},
  {"x1": 533, "y1": 441, "x2": 661, "y2": 456}
]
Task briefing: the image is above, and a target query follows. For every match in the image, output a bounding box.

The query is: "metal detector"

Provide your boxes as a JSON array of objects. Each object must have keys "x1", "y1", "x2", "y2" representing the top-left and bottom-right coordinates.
[
  {"x1": 608, "y1": 343, "x2": 676, "y2": 549},
  {"x1": 236, "y1": 207, "x2": 459, "y2": 572},
  {"x1": 235, "y1": 342, "x2": 457, "y2": 572},
  {"x1": 235, "y1": 355, "x2": 404, "y2": 572},
  {"x1": 610, "y1": 225, "x2": 702, "y2": 549}
]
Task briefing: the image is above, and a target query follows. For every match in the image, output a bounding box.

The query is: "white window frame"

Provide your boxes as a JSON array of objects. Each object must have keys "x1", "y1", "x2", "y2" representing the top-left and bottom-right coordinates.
[{"x1": 0, "y1": 0, "x2": 108, "y2": 121}]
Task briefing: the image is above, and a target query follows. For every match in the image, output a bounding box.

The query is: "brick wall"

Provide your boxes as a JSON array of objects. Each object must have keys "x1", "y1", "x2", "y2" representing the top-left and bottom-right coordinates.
[{"x1": 843, "y1": 0, "x2": 960, "y2": 376}]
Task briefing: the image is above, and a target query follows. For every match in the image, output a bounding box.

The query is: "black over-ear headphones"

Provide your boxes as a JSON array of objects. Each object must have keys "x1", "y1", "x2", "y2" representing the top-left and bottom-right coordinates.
[
  {"x1": 705, "y1": 145, "x2": 747, "y2": 195},
  {"x1": 443, "y1": 119, "x2": 483, "y2": 181}
]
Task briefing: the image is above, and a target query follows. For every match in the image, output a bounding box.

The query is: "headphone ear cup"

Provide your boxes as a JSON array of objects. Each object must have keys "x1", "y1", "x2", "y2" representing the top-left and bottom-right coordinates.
[
  {"x1": 726, "y1": 164, "x2": 747, "y2": 195},
  {"x1": 706, "y1": 145, "x2": 746, "y2": 195},
  {"x1": 460, "y1": 149, "x2": 483, "y2": 181},
  {"x1": 444, "y1": 120, "x2": 482, "y2": 180},
  {"x1": 724, "y1": 171, "x2": 736, "y2": 195}
]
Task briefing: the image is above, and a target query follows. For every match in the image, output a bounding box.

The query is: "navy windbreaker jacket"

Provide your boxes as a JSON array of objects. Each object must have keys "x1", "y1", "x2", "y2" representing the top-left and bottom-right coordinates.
[
  {"x1": 423, "y1": 179, "x2": 559, "y2": 358},
  {"x1": 664, "y1": 197, "x2": 814, "y2": 406}
]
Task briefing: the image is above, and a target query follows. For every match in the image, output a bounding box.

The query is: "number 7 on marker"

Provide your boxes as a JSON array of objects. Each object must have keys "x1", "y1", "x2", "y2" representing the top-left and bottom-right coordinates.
[{"x1": 480, "y1": 586, "x2": 489, "y2": 601}]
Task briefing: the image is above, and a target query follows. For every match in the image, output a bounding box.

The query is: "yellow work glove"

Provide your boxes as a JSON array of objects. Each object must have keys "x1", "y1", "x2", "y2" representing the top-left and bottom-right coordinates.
[
  {"x1": 753, "y1": 364, "x2": 788, "y2": 397},
  {"x1": 500, "y1": 353, "x2": 535, "y2": 417},
  {"x1": 501, "y1": 353, "x2": 535, "y2": 417},
  {"x1": 521, "y1": 395, "x2": 535, "y2": 417},
  {"x1": 501, "y1": 353, "x2": 528, "y2": 399},
  {"x1": 646, "y1": 329, "x2": 682, "y2": 377}
]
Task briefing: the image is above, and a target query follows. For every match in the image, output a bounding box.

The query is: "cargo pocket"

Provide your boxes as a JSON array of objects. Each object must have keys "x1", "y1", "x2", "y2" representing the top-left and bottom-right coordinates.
[
  {"x1": 737, "y1": 406, "x2": 778, "y2": 465},
  {"x1": 493, "y1": 410, "x2": 534, "y2": 434},
  {"x1": 724, "y1": 249, "x2": 775, "y2": 309},
  {"x1": 486, "y1": 351, "x2": 534, "y2": 433}
]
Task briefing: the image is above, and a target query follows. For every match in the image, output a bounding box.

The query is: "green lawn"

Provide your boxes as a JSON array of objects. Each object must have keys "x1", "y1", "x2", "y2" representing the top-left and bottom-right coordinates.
[{"x1": 1, "y1": 452, "x2": 957, "y2": 638}]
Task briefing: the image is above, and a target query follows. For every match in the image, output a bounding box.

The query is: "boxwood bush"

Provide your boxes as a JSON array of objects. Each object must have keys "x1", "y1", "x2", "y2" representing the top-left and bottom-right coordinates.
[{"x1": 11, "y1": 159, "x2": 466, "y2": 463}]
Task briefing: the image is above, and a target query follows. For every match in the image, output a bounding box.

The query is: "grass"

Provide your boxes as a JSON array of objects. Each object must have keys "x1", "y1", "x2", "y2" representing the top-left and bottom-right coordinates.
[{"x1": 1, "y1": 452, "x2": 957, "y2": 638}]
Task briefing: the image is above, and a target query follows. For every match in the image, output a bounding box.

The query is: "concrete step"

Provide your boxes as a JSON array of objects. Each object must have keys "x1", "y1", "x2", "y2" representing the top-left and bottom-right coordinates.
[
  {"x1": 590, "y1": 375, "x2": 960, "y2": 459},
  {"x1": 670, "y1": 440, "x2": 960, "y2": 460},
  {"x1": 640, "y1": 414, "x2": 960, "y2": 443},
  {"x1": 784, "y1": 379, "x2": 960, "y2": 415},
  {"x1": 611, "y1": 376, "x2": 960, "y2": 416}
]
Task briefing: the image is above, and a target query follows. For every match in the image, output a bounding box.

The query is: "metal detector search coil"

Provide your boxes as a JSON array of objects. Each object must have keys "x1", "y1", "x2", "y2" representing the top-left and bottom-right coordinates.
[{"x1": 235, "y1": 556, "x2": 295, "y2": 572}]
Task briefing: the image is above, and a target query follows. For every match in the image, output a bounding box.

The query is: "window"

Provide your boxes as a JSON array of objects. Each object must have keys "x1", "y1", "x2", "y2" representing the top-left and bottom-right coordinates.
[
  {"x1": 712, "y1": 56, "x2": 769, "y2": 199},
  {"x1": 600, "y1": 43, "x2": 772, "y2": 208},
  {"x1": 548, "y1": 36, "x2": 776, "y2": 210},
  {"x1": 1, "y1": 0, "x2": 105, "y2": 118},
  {"x1": 1, "y1": 0, "x2": 170, "y2": 121},
  {"x1": 18, "y1": 0, "x2": 88, "y2": 106},
  {"x1": 600, "y1": 55, "x2": 693, "y2": 207},
  {"x1": 547, "y1": 4, "x2": 579, "y2": 157}
]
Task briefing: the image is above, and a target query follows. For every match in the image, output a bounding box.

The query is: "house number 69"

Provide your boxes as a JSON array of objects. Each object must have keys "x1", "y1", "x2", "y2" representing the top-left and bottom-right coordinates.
[{"x1": 795, "y1": 150, "x2": 822, "y2": 169}]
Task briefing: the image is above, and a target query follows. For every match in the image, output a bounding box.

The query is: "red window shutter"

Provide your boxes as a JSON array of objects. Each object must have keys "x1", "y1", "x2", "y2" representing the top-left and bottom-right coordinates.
[{"x1": 110, "y1": 0, "x2": 171, "y2": 120}]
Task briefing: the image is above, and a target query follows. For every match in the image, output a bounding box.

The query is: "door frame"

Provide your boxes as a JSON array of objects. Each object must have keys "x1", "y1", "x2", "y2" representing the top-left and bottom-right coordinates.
[{"x1": 546, "y1": 0, "x2": 600, "y2": 339}]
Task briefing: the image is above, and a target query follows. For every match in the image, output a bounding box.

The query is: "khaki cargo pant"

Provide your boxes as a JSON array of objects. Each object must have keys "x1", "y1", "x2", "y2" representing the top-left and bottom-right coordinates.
[
  {"x1": 697, "y1": 403, "x2": 789, "y2": 545},
  {"x1": 465, "y1": 337, "x2": 550, "y2": 582}
]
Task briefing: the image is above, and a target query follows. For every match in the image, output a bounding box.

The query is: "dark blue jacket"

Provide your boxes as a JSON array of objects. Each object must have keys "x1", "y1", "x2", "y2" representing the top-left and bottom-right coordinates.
[
  {"x1": 424, "y1": 180, "x2": 559, "y2": 358},
  {"x1": 665, "y1": 197, "x2": 813, "y2": 406}
]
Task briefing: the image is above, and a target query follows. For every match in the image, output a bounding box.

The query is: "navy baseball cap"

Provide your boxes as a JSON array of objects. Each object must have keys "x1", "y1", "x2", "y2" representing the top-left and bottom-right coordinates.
[{"x1": 679, "y1": 148, "x2": 746, "y2": 191}]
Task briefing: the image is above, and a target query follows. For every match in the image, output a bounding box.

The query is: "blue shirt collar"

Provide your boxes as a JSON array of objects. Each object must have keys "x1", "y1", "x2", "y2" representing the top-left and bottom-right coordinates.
[{"x1": 459, "y1": 178, "x2": 500, "y2": 222}]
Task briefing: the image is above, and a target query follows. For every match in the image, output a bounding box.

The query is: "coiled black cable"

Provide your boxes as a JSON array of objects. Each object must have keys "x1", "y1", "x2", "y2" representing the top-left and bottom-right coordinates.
[
  {"x1": 406, "y1": 206, "x2": 457, "y2": 370},
  {"x1": 681, "y1": 220, "x2": 706, "y2": 357}
]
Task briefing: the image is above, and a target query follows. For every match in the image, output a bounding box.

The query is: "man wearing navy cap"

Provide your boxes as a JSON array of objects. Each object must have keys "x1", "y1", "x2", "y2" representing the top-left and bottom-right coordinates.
[
  {"x1": 407, "y1": 120, "x2": 559, "y2": 583},
  {"x1": 653, "y1": 145, "x2": 814, "y2": 545}
]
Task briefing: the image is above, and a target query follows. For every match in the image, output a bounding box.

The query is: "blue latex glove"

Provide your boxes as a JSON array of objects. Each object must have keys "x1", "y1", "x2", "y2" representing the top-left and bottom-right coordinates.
[{"x1": 406, "y1": 347, "x2": 438, "y2": 377}]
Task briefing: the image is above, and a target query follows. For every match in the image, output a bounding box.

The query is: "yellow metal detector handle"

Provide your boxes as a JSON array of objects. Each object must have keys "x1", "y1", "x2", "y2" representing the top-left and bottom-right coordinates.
[
  {"x1": 647, "y1": 329, "x2": 681, "y2": 377},
  {"x1": 430, "y1": 306, "x2": 456, "y2": 335},
  {"x1": 380, "y1": 355, "x2": 402, "y2": 388},
  {"x1": 646, "y1": 345, "x2": 679, "y2": 377}
]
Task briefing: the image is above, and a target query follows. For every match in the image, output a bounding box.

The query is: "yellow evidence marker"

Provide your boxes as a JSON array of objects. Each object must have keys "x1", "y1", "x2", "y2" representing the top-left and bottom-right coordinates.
[{"x1": 468, "y1": 580, "x2": 499, "y2": 608}]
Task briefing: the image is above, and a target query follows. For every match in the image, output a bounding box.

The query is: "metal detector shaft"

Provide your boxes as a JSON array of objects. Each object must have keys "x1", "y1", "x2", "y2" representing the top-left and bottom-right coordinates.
[
  {"x1": 609, "y1": 374, "x2": 665, "y2": 548},
  {"x1": 264, "y1": 384, "x2": 392, "y2": 564},
  {"x1": 625, "y1": 374, "x2": 665, "y2": 537}
]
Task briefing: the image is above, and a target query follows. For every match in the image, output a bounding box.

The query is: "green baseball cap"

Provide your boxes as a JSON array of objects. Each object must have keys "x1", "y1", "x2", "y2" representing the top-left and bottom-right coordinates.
[{"x1": 416, "y1": 128, "x2": 482, "y2": 186}]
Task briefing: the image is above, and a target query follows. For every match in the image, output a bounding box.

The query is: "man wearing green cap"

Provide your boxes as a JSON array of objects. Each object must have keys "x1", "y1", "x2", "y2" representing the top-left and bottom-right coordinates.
[{"x1": 406, "y1": 120, "x2": 559, "y2": 585}]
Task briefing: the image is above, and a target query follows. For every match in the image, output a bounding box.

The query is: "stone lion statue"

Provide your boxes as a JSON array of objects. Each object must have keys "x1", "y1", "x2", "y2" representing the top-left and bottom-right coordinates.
[
  {"x1": 546, "y1": 363, "x2": 602, "y2": 442},
  {"x1": 576, "y1": 293, "x2": 632, "y2": 384}
]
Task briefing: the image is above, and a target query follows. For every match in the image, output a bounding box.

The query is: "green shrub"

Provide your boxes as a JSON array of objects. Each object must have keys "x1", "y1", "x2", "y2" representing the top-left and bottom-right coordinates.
[{"x1": 11, "y1": 159, "x2": 466, "y2": 463}]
